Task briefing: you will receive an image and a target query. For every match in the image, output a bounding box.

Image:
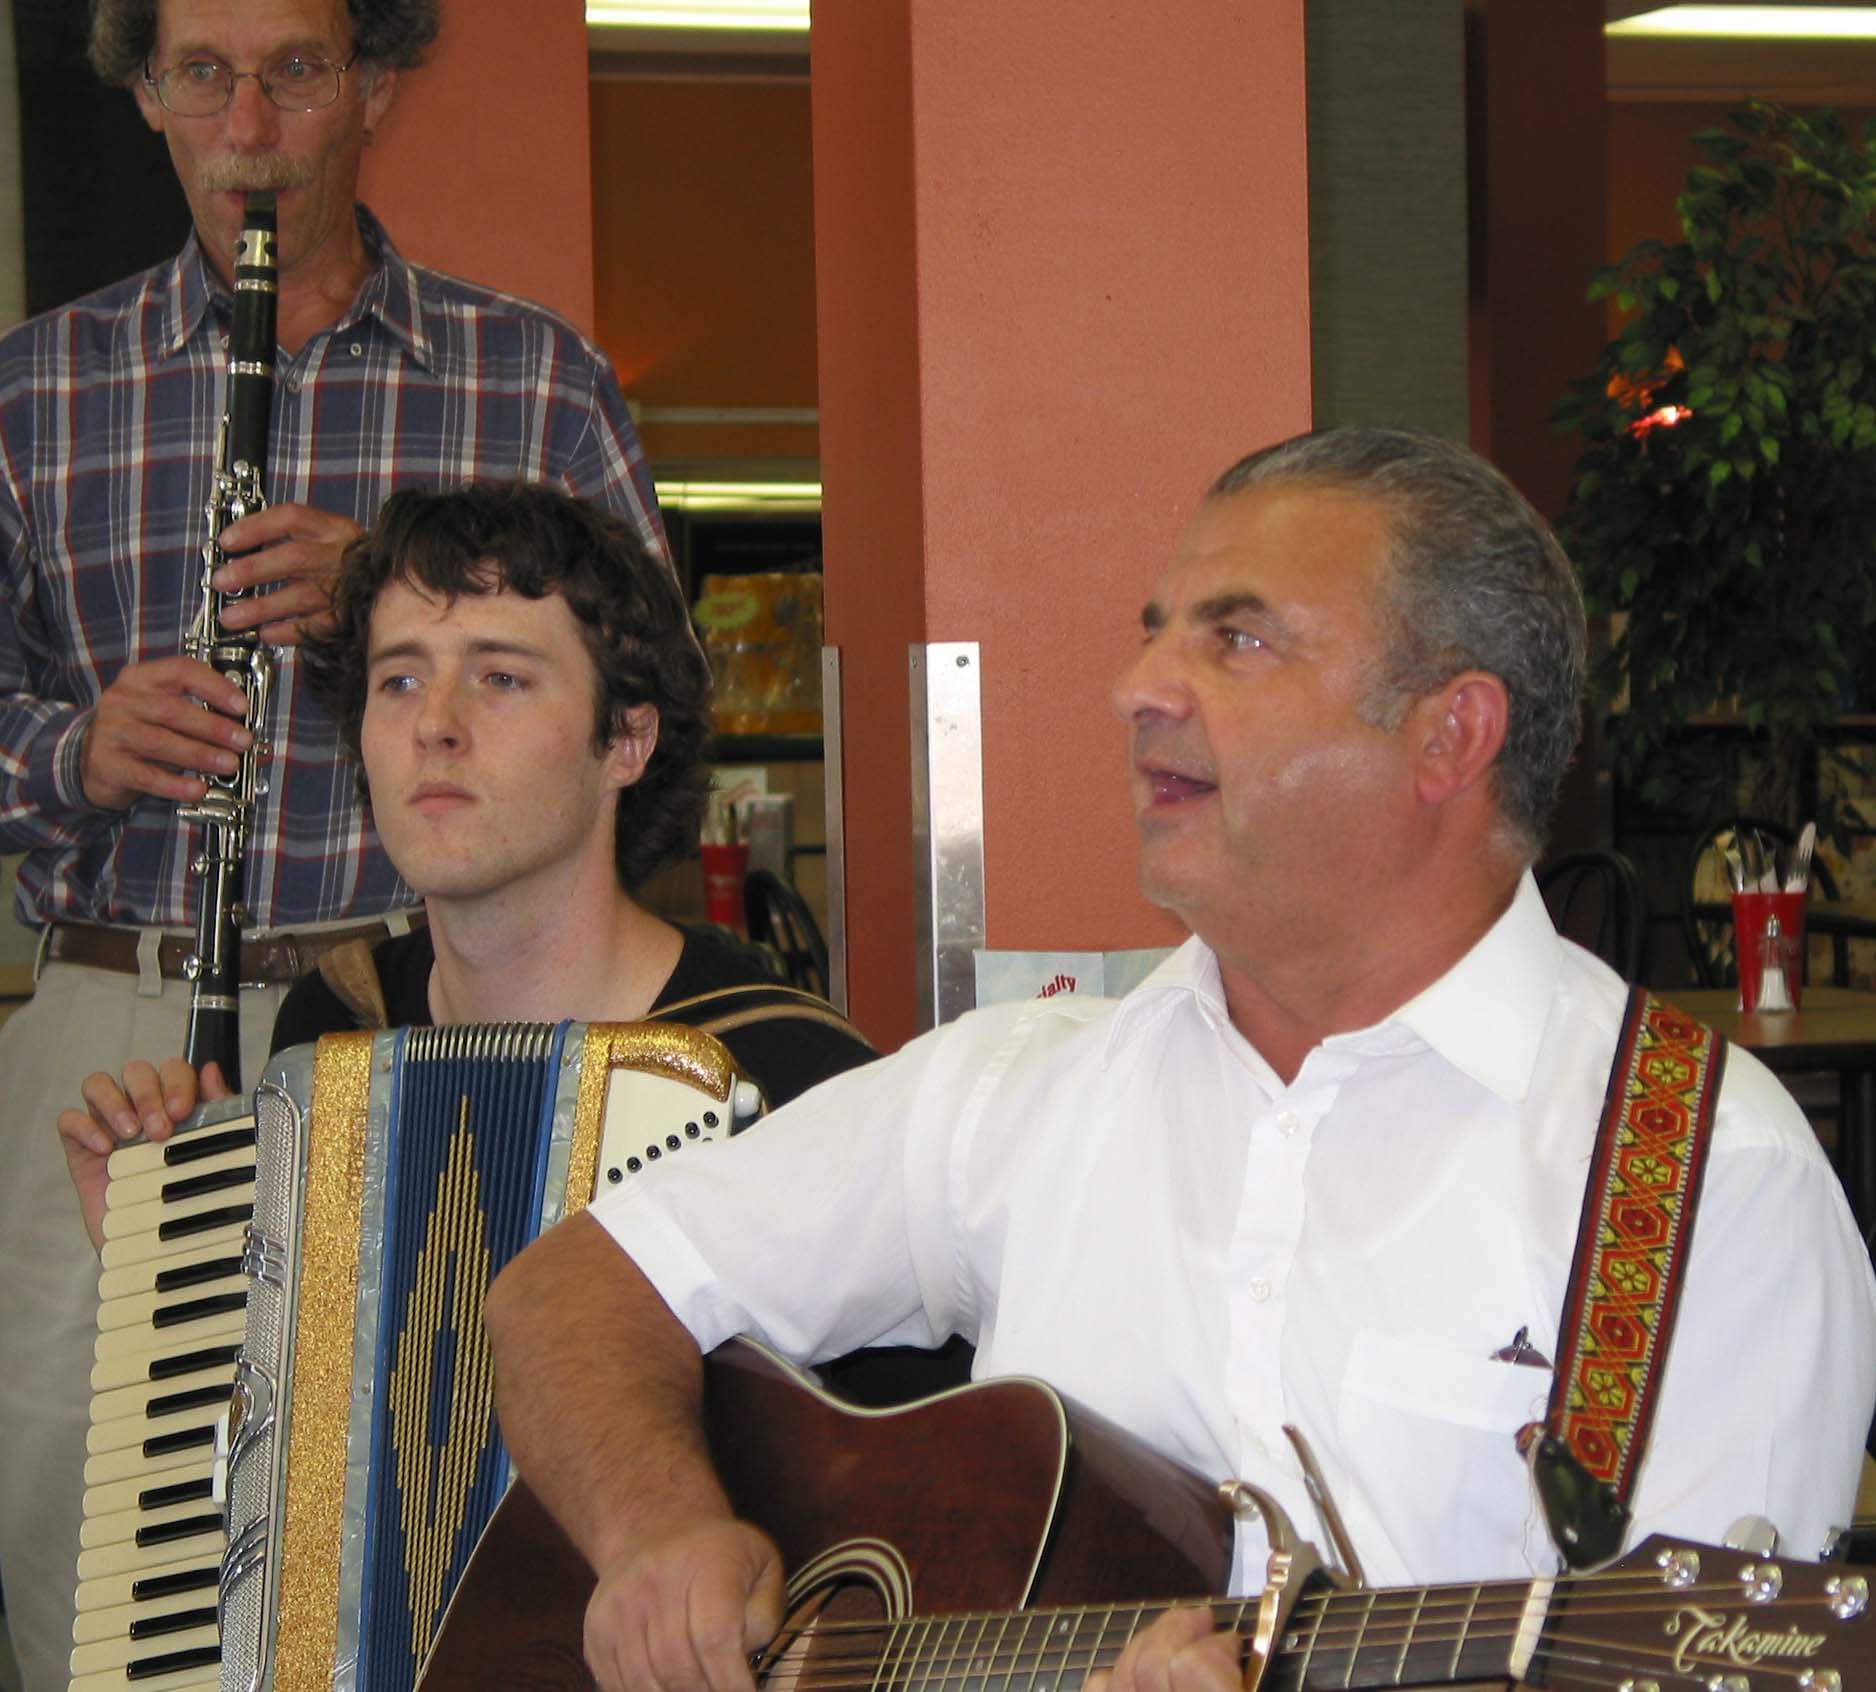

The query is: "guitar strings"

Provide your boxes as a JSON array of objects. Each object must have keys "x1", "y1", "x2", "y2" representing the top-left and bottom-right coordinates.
[
  {"x1": 752, "y1": 1630, "x2": 1834, "y2": 1692},
  {"x1": 751, "y1": 1580, "x2": 1851, "y2": 1691},
  {"x1": 775, "y1": 1570, "x2": 1850, "y2": 1643},
  {"x1": 754, "y1": 1632, "x2": 1840, "y2": 1692}
]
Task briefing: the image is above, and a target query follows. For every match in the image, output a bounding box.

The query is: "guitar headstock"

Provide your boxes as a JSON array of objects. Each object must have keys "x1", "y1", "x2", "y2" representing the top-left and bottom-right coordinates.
[{"x1": 1542, "y1": 1535, "x2": 1872, "y2": 1692}]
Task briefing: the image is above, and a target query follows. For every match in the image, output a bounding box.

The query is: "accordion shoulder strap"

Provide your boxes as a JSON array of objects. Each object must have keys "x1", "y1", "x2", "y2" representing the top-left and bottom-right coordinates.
[
  {"x1": 653, "y1": 980, "x2": 873, "y2": 1050},
  {"x1": 317, "y1": 937, "x2": 390, "y2": 1029}
]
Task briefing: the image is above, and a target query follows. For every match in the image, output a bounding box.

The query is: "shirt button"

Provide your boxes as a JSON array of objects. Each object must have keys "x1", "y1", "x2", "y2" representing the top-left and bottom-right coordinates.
[
  {"x1": 1276, "y1": 1110, "x2": 1299, "y2": 1137},
  {"x1": 1248, "y1": 1277, "x2": 1272, "y2": 1303},
  {"x1": 286, "y1": 376, "x2": 302, "y2": 395},
  {"x1": 350, "y1": 341, "x2": 363, "y2": 356}
]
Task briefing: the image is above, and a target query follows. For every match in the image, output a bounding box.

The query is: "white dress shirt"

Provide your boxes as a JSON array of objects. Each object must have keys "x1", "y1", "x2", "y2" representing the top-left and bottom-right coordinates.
[{"x1": 590, "y1": 873, "x2": 1876, "y2": 1591}]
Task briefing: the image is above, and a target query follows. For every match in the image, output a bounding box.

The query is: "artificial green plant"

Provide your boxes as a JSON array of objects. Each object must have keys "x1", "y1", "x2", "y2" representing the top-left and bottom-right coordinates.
[{"x1": 1556, "y1": 100, "x2": 1876, "y2": 833}]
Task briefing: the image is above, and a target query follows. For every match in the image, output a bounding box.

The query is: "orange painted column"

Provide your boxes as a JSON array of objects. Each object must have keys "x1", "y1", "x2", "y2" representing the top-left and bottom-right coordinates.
[
  {"x1": 813, "y1": 2, "x2": 1314, "y2": 1050},
  {"x1": 358, "y1": 0, "x2": 597, "y2": 331}
]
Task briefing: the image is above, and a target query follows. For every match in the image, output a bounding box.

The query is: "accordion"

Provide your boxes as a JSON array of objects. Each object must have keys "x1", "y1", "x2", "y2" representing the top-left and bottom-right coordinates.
[{"x1": 72, "y1": 1020, "x2": 757, "y2": 1692}]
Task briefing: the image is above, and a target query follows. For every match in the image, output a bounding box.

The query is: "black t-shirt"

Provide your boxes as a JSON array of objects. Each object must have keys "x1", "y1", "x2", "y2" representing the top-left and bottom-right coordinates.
[{"x1": 268, "y1": 922, "x2": 876, "y2": 1110}]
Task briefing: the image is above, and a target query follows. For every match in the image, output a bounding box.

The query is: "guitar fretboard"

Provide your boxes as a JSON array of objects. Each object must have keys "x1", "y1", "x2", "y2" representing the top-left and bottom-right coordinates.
[{"x1": 763, "y1": 1564, "x2": 1867, "y2": 1692}]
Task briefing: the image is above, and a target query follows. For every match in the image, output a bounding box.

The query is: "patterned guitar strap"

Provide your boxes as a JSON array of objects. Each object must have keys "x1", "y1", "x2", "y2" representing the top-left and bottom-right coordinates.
[{"x1": 1518, "y1": 988, "x2": 1726, "y2": 1570}]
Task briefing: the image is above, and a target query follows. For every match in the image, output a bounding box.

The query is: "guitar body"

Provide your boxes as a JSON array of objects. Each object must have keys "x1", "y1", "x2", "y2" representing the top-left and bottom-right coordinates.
[
  {"x1": 421, "y1": 1338, "x2": 1876, "y2": 1691},
  {"x1": 419, "y1": 1337, "x2": 1234, "y2": 1688}
]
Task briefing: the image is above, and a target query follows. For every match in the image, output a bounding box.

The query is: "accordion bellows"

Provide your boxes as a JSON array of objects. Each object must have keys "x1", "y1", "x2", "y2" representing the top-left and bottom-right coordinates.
[{"x1": 75, "y1": 1020, "x2": 754, "y2": 1692}]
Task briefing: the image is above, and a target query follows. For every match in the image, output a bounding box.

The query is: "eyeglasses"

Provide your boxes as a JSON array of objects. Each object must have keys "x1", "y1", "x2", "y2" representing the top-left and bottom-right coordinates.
[{"x1": 142, "y1": 52, "x2": 357, "y2": 116}]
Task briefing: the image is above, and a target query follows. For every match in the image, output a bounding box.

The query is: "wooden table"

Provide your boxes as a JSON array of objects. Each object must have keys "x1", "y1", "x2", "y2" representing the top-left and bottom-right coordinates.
[{"x1": 1670, "y1": 986, "x2": 1876, "y2": 1245}]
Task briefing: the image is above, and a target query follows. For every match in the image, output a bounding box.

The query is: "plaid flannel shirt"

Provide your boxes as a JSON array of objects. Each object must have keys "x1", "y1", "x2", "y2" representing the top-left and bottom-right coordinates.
[{"x1": 0, "y1": 205, "x2": 664, "y2": 931}]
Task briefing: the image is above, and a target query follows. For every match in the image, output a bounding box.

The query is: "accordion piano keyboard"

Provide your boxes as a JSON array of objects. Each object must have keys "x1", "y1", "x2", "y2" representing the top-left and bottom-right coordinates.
[{"x1": 69, "y1": 1111, "x2": 257, "y2": 1691}]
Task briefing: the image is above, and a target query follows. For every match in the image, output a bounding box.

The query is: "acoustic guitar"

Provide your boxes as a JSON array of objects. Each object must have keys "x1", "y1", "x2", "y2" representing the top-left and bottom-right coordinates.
[{"x1": 420, "y1": 1339, "x2": 1872, "y2": 1689}]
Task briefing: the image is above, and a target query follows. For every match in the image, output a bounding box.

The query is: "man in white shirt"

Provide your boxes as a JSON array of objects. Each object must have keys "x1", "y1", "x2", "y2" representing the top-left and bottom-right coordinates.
[{"x1": 485, "y1": 426, "x2": 1876, "y2": 1692}]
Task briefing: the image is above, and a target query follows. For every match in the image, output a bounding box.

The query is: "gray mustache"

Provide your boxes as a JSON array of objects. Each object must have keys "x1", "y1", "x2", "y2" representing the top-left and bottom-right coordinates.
[{"x1": 199, "y1": 158, "x2": 314, "y2": 192}]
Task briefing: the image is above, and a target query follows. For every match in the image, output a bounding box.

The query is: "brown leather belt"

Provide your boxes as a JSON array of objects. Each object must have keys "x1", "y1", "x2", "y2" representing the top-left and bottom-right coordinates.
[{"x1": 45, "y1": 917, "x2": 419, "y2": 987}]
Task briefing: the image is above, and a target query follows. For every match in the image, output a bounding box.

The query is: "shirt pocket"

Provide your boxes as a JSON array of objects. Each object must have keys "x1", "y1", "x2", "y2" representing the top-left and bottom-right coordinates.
[{"x1": 1333, "y1": 1328, "x2": 1551, "y2": 1583}]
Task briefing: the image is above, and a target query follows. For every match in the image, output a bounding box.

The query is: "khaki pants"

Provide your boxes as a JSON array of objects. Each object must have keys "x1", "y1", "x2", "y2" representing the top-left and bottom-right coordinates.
[{"x1": 0, "y1": 961, "x2": 284, "y2": 1692}]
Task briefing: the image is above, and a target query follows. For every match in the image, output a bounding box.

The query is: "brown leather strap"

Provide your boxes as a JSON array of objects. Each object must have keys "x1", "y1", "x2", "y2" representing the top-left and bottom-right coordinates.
[{"x1": 44, "y1": 916, "x2": 423, "y2": 987}]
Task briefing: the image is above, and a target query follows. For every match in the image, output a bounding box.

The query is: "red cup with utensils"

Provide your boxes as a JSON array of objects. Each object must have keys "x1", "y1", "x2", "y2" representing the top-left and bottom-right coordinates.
[{"x1": 1733, "y1": 889, "x2": 1806, "y2": 1012}]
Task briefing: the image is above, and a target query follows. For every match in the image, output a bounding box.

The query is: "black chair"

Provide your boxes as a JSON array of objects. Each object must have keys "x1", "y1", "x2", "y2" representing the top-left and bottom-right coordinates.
[
  {"x1": 743, "y1": 869, "x2": 830, "y2": 999},
  {"x1": 1537, "y1": 850, "x2": 1649, "y2": 982},
  {"x1": 1679, "y1": 816, "x2": 1847, "y2": 990}
]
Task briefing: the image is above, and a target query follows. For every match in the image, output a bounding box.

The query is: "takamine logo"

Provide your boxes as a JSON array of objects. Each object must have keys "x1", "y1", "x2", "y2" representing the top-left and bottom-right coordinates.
[{"x1": 1664, "y1": 1606, "x2": 1826, "y2": 1673}]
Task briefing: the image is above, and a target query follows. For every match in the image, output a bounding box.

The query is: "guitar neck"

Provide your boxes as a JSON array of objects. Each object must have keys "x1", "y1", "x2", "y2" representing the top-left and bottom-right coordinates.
[
  {"x1": 803, "y1": 1581, "x2": 1531, "y2": 1691},
  {"x1": 843, "y1": 1560, "x2": 1867, "y2": 1692}
]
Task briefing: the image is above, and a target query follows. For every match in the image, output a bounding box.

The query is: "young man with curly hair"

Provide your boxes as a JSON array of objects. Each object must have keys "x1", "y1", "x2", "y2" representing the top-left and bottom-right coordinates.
[{"x1": 60, "y1": 482, "x2": 872, "y2": 1247}]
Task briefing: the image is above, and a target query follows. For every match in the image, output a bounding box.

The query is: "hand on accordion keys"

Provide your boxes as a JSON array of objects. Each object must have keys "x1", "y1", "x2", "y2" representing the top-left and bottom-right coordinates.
[{"x1": 57, "y1": 1057, "x2": 235, "y2": 1251}]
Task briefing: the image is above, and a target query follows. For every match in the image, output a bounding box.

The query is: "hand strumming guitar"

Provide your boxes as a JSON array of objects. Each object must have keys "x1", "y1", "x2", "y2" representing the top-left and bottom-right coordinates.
[
  {"x1": 583, "y1": 1517, "x2": 783, "y2": 1692},
  {"x1": 488, "y1": 1211, "x2": 784, "y2": 1692}
]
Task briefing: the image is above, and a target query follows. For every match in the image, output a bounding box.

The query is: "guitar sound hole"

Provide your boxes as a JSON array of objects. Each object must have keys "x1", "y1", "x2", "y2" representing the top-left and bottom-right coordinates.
[{"x1": 758, "y1": 1579, "x2": 886, "y2": 1690}]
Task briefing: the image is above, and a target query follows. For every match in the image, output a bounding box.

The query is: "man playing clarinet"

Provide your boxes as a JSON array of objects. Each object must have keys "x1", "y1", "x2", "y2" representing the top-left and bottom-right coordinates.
[{"x1": 0, "y1": 4, "x2": 662, "y2": 1684}]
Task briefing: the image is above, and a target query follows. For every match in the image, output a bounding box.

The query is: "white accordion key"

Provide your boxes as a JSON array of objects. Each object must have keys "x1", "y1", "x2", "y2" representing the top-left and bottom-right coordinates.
[
  {"x1": 86, "y1": 1358, "x2": 236, "y2": 1435},
  {"x1": 100, "y1": 1144, "x2": 255, "y2": 1212},
  {"x1": 73, "y1": 1553, "x2": 217, "y2": 1620},
  {"x1": 98, "y1": 1215, "x2": 246, "y2": 1272},
  {"x1": 80, "y1": 1485, "x2": 225, "y2": 1552},
  {"x1": 68, "y1": 1664, "x2": 220, "y2": 1692},
  {"x1": 84, "y1": 1389, "x2": 233, "y2": 1456},
  {"x1": 71, "y1": 1577, "x2": 217, "y2": 1642},
  {"x1": 94, "y1": 1288, "x2": 245, "y2": 1354},
  {"x1": 91, "y1": 1323, "x2": 244, "y2": 1390},
  {"x1": 69, "y1": 1612, "x2": 221, "y2": 1676},
  {"x1": 96, "y1": 1237, "x2": 240, "y2": 1307},
  {"x1": 80, "y1": 1458, "x2": 215, "y2": 1521},
  {"x1": 83, "y1": 1437, "x2": 212, "y2": 1489},
  {"x1": 102, "y1": 1182, "x2": 252, "y2": 1246},
  {"x1": 75, "y1": 1517, "x2": 223, "y2": 1580}
]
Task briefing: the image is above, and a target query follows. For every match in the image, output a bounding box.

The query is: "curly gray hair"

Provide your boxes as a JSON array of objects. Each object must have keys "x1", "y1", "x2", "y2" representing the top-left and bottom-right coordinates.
[
  {"x1": 1209, "y1": 426, "x2": 1587, "y2": 860},
  {"x1": 88, "y1": 0, "x2": 440, "y2": 85}
]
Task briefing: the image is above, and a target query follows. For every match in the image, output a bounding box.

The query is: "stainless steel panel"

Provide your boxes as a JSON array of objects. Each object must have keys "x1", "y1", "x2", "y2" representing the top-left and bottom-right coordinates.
[
  {"x1": 909, "y1": 643, "x2": 986, "y2": 1029},
  {"x1": 821, "y1": 645, "x2": 848, "y2": 1014}
]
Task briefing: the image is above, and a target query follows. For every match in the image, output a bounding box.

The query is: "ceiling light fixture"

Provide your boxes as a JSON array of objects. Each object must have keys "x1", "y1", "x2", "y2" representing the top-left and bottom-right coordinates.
[
  {"x1": 586, "y1": 1, "x2": 809, "y2": 29},
  {"x1": 1608, "y1": 5, "x2": 1876, "y2": 39}
]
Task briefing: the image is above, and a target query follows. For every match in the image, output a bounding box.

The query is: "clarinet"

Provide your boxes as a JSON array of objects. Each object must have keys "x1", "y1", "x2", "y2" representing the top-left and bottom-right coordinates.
[{"x1": 180, "y1": 192, "x2": 279, "y2": 1089}]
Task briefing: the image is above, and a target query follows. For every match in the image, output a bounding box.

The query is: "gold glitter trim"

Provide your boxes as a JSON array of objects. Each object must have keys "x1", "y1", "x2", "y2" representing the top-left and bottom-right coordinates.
[
  {"x1": 564, "y1": 1023, "x2": 737, "y2": 1214},
  {"x1": 275, "y1": 1031, "x2": 375, "y2": 1692}
]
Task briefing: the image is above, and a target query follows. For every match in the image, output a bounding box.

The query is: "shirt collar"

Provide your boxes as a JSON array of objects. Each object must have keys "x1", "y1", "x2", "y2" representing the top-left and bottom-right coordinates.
[
  {"x1": 1102, "y1": 873, "x2": 1560, "y2": 1103},
  {"x1": 160, "y1": 204, "x2": 436, "y2": 371},
  {"x1": 162, "y1": 230, "x2": 217, "y2": 357},
  {"x1": 1343, "y1": 871, "x2": 1559, "y2": 1102},
  {"x1": 1102, "y1": 934, "x2": 1233, "y2": 1063}
]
